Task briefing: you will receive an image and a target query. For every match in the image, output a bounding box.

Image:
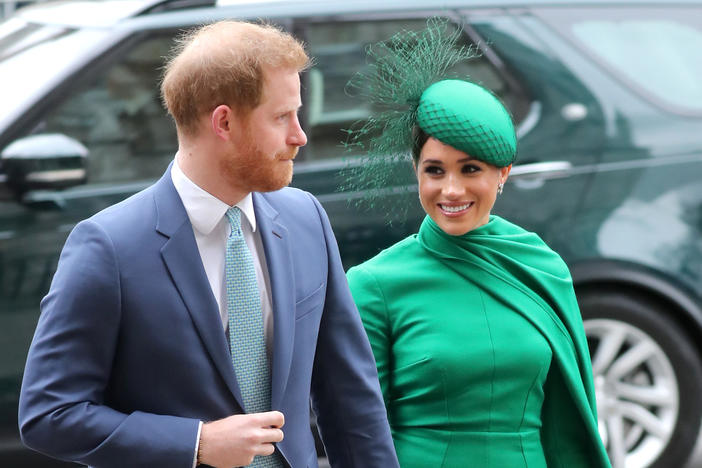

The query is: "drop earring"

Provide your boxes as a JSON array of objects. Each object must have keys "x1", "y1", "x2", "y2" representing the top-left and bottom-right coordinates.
[{"x1": 497, "y1": 181, "x2": 504, "y2": 195}]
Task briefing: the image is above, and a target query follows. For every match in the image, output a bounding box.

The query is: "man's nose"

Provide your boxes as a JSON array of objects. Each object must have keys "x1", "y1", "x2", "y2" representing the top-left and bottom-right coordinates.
[{"x1": 288, "y1": 116, "x2": 307, "y2": 147}]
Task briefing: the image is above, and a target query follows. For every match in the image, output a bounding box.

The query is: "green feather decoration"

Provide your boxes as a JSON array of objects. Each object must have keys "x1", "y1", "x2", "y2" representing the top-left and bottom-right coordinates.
[{"x1": 340, "y1": 18, "x2": 482, "y2": 215}]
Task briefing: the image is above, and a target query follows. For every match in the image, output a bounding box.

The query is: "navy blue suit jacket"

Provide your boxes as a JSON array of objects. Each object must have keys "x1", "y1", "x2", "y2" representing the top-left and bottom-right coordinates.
[{"x1": 18, "y1": 169, "x2": 398, "y2": 468}]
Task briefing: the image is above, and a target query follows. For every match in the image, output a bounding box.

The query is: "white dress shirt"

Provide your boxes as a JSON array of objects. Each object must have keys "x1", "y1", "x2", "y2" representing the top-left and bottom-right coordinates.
[
  {"x1": 170, "y1": 158, "x2": 274, "y2": 342},
  {"x1": 170, "y1": 158, "x2": 274, "y2": 467}
]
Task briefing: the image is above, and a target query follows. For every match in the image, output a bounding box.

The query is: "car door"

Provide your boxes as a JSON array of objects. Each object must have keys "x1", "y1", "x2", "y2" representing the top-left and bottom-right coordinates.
[
  {"x1": 291, "y1": 11, "x2": 538, "y2": 268},
  {"x1": 0, "y1": 28, "x2": 183, "y2": 465},
  {"x1": 458, "y1": 9, "x2": 608, "y2": 254}
]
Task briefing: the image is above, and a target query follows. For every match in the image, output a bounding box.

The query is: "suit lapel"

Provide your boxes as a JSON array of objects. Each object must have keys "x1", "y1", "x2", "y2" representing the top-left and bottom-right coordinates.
[
  {"x1": 253, "y1": 192, "x2": 295, "y2": 410},
  {"x1": 153, "y1": 169, "x2": 244, "y2": 410}
]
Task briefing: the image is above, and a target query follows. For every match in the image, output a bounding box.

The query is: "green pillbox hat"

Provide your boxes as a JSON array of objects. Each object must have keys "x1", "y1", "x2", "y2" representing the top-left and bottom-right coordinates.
[{"x1": 417, "y1": 80, "x2": 517, "y2": 167}]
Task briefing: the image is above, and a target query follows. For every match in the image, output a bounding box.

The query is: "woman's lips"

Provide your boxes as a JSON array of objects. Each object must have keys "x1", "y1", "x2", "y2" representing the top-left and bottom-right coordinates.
[{"x1": 438, "y1": 202, "x2": 474, "y2": 217}]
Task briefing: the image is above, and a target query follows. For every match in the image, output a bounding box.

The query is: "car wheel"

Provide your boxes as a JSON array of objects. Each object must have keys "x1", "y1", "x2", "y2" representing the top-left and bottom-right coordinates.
[{"x1": 579, "y1": 291, "x2": 702, "y2": 468}]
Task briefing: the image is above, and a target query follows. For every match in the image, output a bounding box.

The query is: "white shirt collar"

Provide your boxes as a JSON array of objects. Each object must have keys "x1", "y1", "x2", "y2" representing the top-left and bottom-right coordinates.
[{"x1": 171, "y1": 157, "x2": 257, "y2": 235}]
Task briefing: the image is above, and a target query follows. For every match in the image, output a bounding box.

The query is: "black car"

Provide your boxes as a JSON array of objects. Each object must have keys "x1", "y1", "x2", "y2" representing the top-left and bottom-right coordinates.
[{"x1": 1, "y1": 1, "x2": 702, "y2": 467}]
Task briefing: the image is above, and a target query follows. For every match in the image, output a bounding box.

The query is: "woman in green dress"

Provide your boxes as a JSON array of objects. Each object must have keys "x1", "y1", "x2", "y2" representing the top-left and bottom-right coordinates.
[{"x1": 344, "y1": 22, "x2": 611, "y2": 468}]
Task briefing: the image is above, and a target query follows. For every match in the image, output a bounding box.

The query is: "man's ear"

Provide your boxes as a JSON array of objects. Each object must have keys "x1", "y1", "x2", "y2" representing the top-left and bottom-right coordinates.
[{"x1": 211, "y1": 104, "x2": 233, "y2": 141}]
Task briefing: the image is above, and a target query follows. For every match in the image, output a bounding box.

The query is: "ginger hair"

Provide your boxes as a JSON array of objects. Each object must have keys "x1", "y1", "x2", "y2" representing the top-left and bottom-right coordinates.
[{"x1": 161, "y1": 21, "x2": 309, "y2": 136}]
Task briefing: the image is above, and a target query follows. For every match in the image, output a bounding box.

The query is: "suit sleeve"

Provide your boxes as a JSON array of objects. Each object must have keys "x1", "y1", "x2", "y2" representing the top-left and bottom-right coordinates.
[
  {"x1": 18, "y1": 219, "x2": 199, "y2": 468},
  {"x1": 346, "y1": 265, "x2": 392, "y2": 411},
  {"x1": 306, "y1": 195, "x2": 399, "y2": 468}
]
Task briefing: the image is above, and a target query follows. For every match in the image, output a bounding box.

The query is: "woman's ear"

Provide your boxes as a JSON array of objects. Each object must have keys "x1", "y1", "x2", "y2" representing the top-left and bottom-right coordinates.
[{"x1": 500, "y1": 163, "x2": 512, "y2": 184}]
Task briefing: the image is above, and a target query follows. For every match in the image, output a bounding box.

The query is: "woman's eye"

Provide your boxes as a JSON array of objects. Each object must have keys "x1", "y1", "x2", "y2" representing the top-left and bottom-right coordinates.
[
  {"x1": 424, "y1": 166, "x2": 443, "y2": 175},
  {"x1": 462, "y1": 164, "x2": 481, "y2": 174}
]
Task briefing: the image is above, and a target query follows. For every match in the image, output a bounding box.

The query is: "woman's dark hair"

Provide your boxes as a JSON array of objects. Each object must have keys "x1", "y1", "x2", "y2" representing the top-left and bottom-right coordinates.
[{"x1": 412, "y1": 126, "x2": 430, "y2": 164}]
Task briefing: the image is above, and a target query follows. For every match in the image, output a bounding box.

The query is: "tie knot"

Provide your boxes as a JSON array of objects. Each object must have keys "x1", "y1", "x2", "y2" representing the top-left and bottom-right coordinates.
[{"x1": 225, "y1": 207, "x2": 242, "y2": 237}]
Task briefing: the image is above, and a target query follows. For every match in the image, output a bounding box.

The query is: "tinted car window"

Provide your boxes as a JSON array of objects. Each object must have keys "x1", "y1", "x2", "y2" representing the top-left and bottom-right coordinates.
[
  {"x1": 302, "y1": 18, "x2": 513, "y2": 161},
  {"x1": 22, "y1": 33, "x2": 177, "y2": 183},
  {"x1": 541, "y1": 7, "x2": 702, "y2": 115},
  {"x1": 0, "y1": 26, "x2": 107, "y2": 131}
]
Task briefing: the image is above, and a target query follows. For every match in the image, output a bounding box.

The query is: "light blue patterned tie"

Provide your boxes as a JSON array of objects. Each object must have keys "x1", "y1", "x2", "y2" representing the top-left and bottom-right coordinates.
[{"x1": 225, "y1": 207, "x2": 284, "y2": 468}]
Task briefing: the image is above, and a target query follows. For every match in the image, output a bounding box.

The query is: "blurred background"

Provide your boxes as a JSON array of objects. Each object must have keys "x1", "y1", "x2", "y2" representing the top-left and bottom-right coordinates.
[
  {"x1": 1, "y1": 1, "x2": 701, "y2": 467},
  {"x1": 0, "y1": 1, "x2": 45, "y2": 19}
]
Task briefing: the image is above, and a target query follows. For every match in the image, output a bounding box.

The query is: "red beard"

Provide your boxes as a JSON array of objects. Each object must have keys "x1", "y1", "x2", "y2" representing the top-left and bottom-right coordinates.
[{"x1": 220, "y1": 141, "x2": 298, "y2": 194}]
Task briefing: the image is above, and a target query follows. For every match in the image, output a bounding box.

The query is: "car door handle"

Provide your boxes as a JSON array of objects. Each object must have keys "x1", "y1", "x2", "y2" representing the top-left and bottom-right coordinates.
[
  {"x1": 509, "y1": 161, "x2": 573, "y2": 190},
  {"x1": 510, "y1": 161, "x2": 573, "y2": 178}
]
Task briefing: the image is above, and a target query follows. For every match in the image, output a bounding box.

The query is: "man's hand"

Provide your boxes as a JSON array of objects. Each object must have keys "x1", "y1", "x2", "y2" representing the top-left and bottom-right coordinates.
[{"x1": 198, "y1": 411, "x2": 285, "y2": 468}]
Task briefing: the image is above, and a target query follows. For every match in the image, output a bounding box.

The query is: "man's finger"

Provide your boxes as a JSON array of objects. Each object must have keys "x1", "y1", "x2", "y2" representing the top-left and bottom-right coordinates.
[
  {"x1": 255, "y1": 410, "x2": 285, "y2": 428},
  {"x1": 267, "y1": 428, "x2": 284, "y2": 443},
  {"x1": 256, "y1": 427, "x2": 284, "y2": 443},
  {"x1": 256, "y1": 443, "x2": 276, "y2": 456}
]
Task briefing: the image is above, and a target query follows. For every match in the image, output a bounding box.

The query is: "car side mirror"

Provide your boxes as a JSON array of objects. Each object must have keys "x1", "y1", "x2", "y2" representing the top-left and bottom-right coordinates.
[{"x1": 1, "y1": 133, "x2": 88, "y2": 196}]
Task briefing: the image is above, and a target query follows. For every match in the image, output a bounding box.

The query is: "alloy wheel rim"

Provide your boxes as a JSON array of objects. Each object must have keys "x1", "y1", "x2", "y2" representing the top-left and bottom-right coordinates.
[{"x1": 585, "y1": 318, "x2": 679, "y2": 468}]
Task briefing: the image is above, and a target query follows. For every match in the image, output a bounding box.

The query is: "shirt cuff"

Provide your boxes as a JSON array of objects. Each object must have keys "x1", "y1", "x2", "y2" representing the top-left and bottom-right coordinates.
[{"x1": 192, "y1": 421, "x2": 203, "y2": 468}]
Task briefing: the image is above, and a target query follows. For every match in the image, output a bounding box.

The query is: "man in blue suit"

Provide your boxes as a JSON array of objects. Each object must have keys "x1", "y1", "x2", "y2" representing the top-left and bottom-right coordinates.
[{"x1": 19, "y1": 21, "x2": 398, "y2": 468}]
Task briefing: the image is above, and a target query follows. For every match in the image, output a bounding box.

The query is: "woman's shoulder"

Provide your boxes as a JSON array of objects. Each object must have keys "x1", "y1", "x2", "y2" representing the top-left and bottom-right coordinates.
[
  {"x1": 486, "y1": 215, "x2": 539, "y2": 239},
  {"x1": 347, "y1": 234, "x2": 425, "y2": 281},
  {"x1": 354, "y1": 234, "x2": 422, "y2": 267},
  {"x1": 488, "y1": 215, "x2": 571, "y2": 277}
]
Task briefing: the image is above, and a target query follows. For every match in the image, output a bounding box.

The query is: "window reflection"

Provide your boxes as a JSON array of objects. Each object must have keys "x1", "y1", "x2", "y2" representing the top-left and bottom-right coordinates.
[
  {"x1": 304, "y1": 19, "x2": 510, "y2": 161},
  {"x1": 571, "y1": 14, "x2": 702, "y2": 113}
]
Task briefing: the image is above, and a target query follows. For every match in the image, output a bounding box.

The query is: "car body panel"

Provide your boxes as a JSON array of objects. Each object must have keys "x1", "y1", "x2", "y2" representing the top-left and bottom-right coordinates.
[{"x1": 1, "y1": 1, "x2": 701, "y2": 466}]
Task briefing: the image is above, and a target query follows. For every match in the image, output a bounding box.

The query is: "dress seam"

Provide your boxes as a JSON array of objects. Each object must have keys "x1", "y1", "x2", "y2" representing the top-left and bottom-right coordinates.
[
  {"x1": 518, "y1": 355, "x2": 549, "y2": 431},
  {"x1": 358, "y1": 265, "x2": 392, "y2": 344},
  {"x1": 357, "y1": 264, "x2": 395, "y2": 420},
  {"x1": 439, "y1": 369, "x2": 452, "y2": 468},
  {"x1": 521, "y1": 432, "x2": 529, "y2": 468},
  {"x1": 478, "y1": 286, "x2": 496, "y2": 467}
]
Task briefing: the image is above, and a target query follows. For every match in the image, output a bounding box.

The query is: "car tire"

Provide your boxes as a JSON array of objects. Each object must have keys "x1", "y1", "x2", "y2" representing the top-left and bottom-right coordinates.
[{"x1": 579, "y1": 290, "x2": 702, "y2": 468}]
